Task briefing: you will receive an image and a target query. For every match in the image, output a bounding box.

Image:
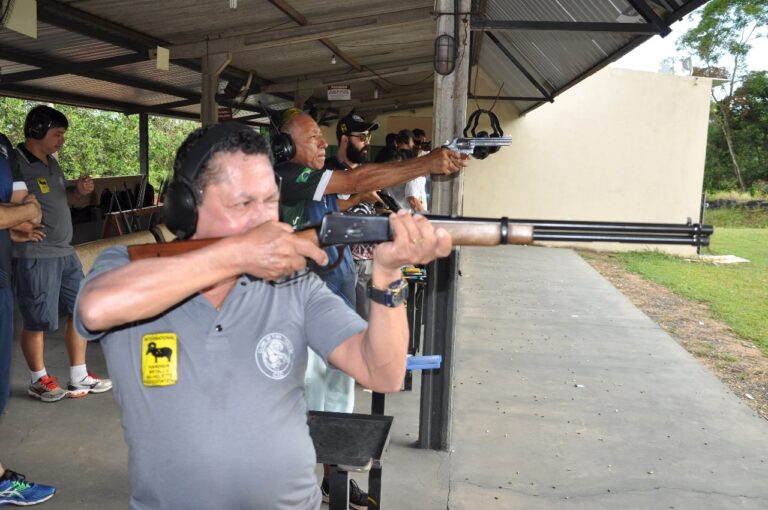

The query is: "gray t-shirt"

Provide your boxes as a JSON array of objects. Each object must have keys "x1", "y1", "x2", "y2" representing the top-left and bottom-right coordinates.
[
  {"x1": 73, "y1": 246, "x2": 367, "y2": 510},
  {"x1": 12, "y1": 145, "x2": 74, "y2": 258}
]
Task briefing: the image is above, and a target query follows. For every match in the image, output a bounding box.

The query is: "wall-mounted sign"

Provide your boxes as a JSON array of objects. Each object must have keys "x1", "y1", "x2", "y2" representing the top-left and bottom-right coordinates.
[{"x1": 327, "y1": 85, "x2": 351, "y2": 101}]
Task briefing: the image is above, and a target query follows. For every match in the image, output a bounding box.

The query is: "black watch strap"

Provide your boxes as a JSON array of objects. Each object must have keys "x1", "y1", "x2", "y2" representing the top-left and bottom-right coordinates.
[{"x1": 367, "y1": 278, "x2": 409, "y2": 307}]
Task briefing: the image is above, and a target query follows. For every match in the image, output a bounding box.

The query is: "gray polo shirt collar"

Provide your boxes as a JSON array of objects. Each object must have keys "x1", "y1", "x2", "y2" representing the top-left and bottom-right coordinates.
[{"x1": 16, "y1": 144, "x2": 51, "y2": 168}]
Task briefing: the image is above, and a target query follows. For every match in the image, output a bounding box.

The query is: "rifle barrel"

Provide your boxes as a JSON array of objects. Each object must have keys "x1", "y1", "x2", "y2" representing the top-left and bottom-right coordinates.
[
  {"x1": 532, "y1": 232, "x2": 710, "y2": 246},
  {"x1": 425, "y1": 215, "x2": 711, "y2": 247}
]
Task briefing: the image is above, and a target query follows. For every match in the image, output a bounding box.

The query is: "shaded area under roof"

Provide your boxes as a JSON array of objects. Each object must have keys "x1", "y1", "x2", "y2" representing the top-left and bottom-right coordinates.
[{"x1": 0, "y1": 0, "x2": 710, "y2": 122}]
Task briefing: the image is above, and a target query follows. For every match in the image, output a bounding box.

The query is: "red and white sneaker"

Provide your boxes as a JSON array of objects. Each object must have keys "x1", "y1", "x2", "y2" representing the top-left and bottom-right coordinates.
[
  {"x1": 67, "y1": 372, "x2": 113, "y2": 398},
  {"x1": 28, "y1": 375, "x2": 69, "y2": 402}
]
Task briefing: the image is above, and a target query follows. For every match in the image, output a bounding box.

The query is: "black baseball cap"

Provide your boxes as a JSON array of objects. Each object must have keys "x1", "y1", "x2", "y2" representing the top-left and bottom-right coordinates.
[{"x1": 337, "y1": 112, "x2": 379, "y2": 141}]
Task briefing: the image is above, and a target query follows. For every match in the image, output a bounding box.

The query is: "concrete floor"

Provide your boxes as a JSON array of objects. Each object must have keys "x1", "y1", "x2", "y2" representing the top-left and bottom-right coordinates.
[{"x1": 1, "y1": 245, "x2": 767, "y2": 509}]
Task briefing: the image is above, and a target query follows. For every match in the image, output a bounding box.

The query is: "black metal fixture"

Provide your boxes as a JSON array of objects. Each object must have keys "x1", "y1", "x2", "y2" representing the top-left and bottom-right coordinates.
[{"x1": 434, "y1": 34, "x2": 456, "y2": 75}]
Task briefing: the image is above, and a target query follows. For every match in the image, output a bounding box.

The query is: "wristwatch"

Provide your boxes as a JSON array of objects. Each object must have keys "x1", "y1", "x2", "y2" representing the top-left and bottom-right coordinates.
[{"x1": 367, "y1": 278, "x2": 409, "y2": 307}]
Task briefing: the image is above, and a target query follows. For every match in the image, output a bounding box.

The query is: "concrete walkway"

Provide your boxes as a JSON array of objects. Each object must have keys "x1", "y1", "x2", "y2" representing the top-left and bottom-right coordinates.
[{"x1": 1, "y1": 246, "x2": 767, "y2": 508}]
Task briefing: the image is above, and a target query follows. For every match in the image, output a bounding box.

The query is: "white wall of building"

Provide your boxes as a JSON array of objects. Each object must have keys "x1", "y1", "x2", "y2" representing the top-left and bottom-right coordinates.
[{"x1": 462, "y1": 67, "x2": 713, "y2": 255}]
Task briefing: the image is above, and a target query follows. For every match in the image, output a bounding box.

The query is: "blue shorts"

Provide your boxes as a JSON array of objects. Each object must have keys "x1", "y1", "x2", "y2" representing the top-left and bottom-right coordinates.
[{"x1": 12, "y1": 254, "x2": 83, "y2": 332}]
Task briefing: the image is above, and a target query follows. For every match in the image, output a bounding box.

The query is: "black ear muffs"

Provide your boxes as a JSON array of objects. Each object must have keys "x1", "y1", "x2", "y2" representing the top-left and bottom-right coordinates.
[
  {"x1": 162, "y1": 179, "x2": 199, "y2": 239},
  {"x1": 271, "y1": 131, "x2": 295, "y2": 163},
  {"x1": 24, "y1": 110, "x2": 52, "y2": 140},
  {"x1": 463, "y1": 109, "x2": 504, "y2": 160},
  {"x1": 163, "y1": 122, "x2": 250, "y2": 239}
]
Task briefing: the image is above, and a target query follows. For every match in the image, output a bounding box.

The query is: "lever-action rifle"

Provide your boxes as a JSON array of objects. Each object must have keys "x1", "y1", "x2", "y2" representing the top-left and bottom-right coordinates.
[
  {"x1": 442, "y1": 137, "x2": 513, "y2": 155},
  {"x1": 127, "y1": 213, "x2": 713, "y2": 262}
]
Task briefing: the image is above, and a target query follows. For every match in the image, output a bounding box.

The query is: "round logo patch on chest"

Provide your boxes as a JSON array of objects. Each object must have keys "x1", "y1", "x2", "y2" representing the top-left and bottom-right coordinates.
[{"x1": 255, "y1": 332, "x2": 295, "y2": 380}]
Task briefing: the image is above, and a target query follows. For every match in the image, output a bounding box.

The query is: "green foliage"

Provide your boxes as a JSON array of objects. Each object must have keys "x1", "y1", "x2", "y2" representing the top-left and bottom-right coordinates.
[
  {"x1": 678, "y1": 1, "x2": 768, "y2": 192},
  {"x1": 615, "y1": 228, "x2": 768, "y2": 352},
  {"x1": 678, "y1": 0, "x2": 768, "y2": 69},
  {"x1": 703, "y1": 72, "x2": 768, "y2": 192},
  {"x1": 0, "y1": 97, "x2": 199, "y2": 191}
]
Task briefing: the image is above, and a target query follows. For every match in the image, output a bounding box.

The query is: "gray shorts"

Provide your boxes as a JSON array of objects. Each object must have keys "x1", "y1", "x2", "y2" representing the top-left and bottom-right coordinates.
[{"x1": 13, "y1": 254, "x2": 83, "y2": 332}]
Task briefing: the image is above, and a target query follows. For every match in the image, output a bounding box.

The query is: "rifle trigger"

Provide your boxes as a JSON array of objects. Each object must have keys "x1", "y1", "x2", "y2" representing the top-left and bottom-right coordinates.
[{"x1": 309, "y1": 246, "x2": 346, "y2": 274}]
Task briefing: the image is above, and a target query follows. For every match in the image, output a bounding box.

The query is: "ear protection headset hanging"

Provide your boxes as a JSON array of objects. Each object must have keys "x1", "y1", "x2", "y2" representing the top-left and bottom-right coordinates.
[
  {"x1": 162, "y1": 122, "x2": 250, "y2": 239},
  {"x1": 463, "y1": 108, "x2": 504, "y2": 160},
  {"x1": 24, "y1": 108, "x2": 54, "y2": 140}
]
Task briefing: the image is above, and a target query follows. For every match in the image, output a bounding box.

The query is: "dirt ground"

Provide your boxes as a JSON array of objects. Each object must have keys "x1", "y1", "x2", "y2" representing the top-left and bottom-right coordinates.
[{"x1": 580, "y1": 250, "x2": 768, "y2": 420}]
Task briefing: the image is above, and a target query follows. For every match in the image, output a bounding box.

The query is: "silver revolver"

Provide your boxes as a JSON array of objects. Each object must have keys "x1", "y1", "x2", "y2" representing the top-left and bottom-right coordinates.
[{"x1": 442, "y1": 136, "x2": 513, "y2": 155}]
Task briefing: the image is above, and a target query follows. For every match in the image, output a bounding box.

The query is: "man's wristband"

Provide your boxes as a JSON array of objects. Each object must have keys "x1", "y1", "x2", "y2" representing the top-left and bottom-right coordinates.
[{"x1": 367, "y1": 278, "x2": 409, "y2": 307}]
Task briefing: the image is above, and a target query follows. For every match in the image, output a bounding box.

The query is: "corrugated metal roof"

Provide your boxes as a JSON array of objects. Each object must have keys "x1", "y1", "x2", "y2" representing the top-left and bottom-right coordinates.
[
  {"x1": 0, "y1": 0, "x2": 710, "y2": 122},
  {"x1": 472, "y1": 0, "x2": 710, "y2": 113}
]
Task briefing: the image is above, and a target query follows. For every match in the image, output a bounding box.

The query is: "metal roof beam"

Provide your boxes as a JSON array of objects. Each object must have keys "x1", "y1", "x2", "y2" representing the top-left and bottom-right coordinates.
[
  {"x1": 269, "y1": 0, "x2": 400, "y2": 92},
  {"x1": 0, "y1": 53, "x2": 148, "y2": 85},
  {"x1": 626, "y1": 0, "x2": 672, "y2": 37},
  {"x1": 468, "y1": 94, "x2": 548, "y2": 101},
  {"x1": 169, "y1": 7, "x2": 431, "y2": 59},
  {"x1": 0, "y1": 82, "x2": 193, "y2": 117},
  {"x1": 313, "y1": 88, "x2": 433, "y2": 110},
  {"x1": 0, "y1": 44, "x2": 198, "y2": 100},
  {"x1": 158, "y1": 99, "x2": 270, "y2": 118},
  {"x1": 354, "y1": 98, "x2": 434, "y2": 116},
  {"x1": 0, "y1": 80, "x2": 206, "y2": 120},
  {"x1": 35, "y1": 0, "x2": 265, "y2": 90},
  {"x1": 123, "y1": 98, "x2": 199, "y2": 115},
  {"x1": 484, "y1": 32, "x2": 553, "y2": 102},
  {"x1": 263, "y1": 61, "x2": 434, "y2": 94},
  {"x1": 471, "y1": 20, "x2": 660, "y2": 35}
]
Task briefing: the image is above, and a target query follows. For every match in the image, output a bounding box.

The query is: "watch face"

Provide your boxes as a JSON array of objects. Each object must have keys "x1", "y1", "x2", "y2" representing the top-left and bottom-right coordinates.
[{"x1": 390, "y1": 279, "x2": 408, "y2": 291}]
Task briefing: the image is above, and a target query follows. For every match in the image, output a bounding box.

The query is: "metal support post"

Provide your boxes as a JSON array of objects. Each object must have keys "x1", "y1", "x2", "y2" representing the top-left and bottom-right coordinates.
[{"x1": 418, "y1": 0, "x2": 471, "y2": 452}]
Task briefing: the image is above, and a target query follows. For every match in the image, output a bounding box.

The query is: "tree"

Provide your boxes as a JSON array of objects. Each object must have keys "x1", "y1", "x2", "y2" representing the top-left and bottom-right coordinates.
[{"x1": 677, "y1": 0, "x2": 768, "y2": 191}]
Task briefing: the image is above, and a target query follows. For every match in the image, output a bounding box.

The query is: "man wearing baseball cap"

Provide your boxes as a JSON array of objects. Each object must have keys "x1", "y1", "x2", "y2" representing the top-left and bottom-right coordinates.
[{"x1": 328, "y1": 111, "x2": 379, "y2": 171}]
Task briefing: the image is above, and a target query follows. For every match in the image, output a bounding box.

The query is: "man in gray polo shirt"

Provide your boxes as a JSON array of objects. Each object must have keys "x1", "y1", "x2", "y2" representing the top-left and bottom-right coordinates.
[
  {"x1": 74, "y1": 124, "x2": 452, "y2": 509},
  {"x1": 12, "y1": 105, "x2": 111, "y2": 402}
]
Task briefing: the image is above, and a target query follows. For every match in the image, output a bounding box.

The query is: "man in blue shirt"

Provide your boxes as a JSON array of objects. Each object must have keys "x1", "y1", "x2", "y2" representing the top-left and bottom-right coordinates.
[{"x1": 0, "y1": 132, "x2": 57, "y2": 506}]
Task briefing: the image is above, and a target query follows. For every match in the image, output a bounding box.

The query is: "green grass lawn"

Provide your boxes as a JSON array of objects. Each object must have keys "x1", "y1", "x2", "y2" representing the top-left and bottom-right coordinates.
[
  {"x1": 704, "y1": 208, "x2": 768, "y2": 228},
  {"x1": 614, "y1": 228, "x2": 768, "y2": 352}
]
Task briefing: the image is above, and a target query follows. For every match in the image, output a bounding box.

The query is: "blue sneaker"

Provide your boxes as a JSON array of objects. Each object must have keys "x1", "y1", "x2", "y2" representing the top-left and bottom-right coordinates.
[{"x1": 0, "y1": 470, "x2": 56, "y2": 506}]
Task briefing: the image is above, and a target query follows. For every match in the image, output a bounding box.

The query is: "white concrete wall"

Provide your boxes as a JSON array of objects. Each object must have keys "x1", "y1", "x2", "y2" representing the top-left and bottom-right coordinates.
[{"x1": 462, "y1": 67, "x2": 713, "y2": 255}]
